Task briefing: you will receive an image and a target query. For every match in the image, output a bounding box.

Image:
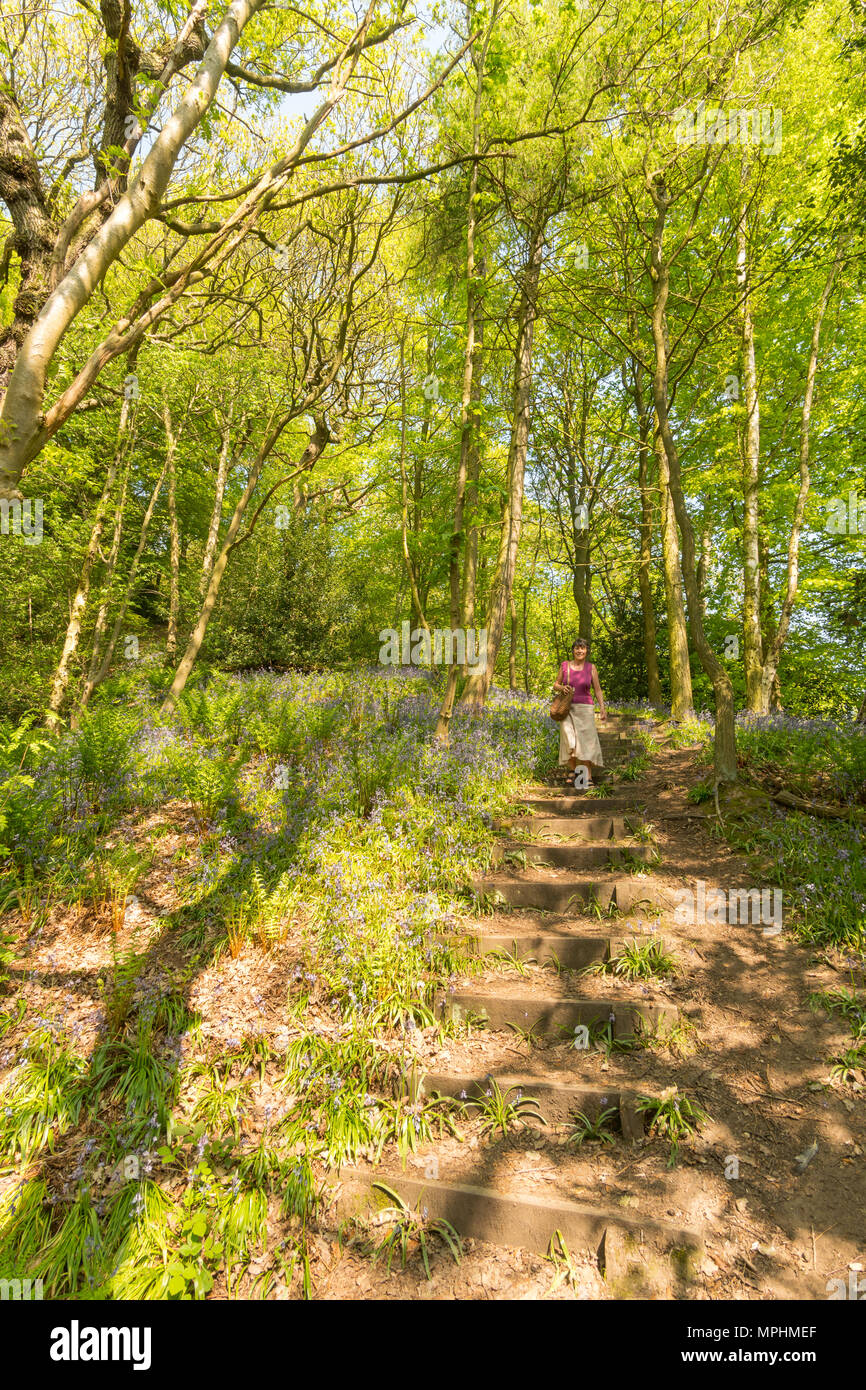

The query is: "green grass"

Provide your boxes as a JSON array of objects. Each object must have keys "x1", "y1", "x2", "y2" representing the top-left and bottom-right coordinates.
[
  {"x1": 808, "y1": 986, "x2": 866, "y2": 1033},
  {"x1": 809, "y1": 986, "x2": 866, "y2": 1084},
  {"x1": 489, "y1": 944, "x2": 532, "y2": 977},
  {"x1": 366, "y1": 1181, "x2": 462, "y2": 1280},
  {"x1": 667, "y1": 716, "x2": 714, "y2": 750},
  {"x1": 735, "y1": 716, "x2": 866, "y2": 807},
  {"x1": 568, "y1": 1105, "x2": 619, "y2": 1147},
  {"x1": 679, "y1": 716, "x2": 866, "y2": 955},
  {"x1": 618, "y1": 727, "x2": 656, "y2": 781},
  {"x1": 723, "y1": 804, "x2": 865, "y2": 953},
  {"x1": 463, "y1": 1079, "x2": 546, "y2": 1139},
  {"x1": 0, "y1": 1024, "x2": 87, "y2": 1163},
  {"x1": 588, "y1": 937, "x2": 679, "y2": 981},
  {"x1": 546, "y1": 1228, "x2": 580, "y2": 1292},
  {"x1": 0, "y1": 928, "x2": 15, "y2": 992},
  {"x1": 829, "y1": 1043, "x2": 866, "y2": 1083},
  {"x1": 687, "y1": 780, "x2": 716, "y2": 804},
  {"x1": 629, "y1": 819, "x2": 658, "y2": 844},
  {"x1": 636, "y1": 1087, "x2": 709, "y2": 1165},
  {"x1": 613, "y1": 710, "x2": 866, "y2": 956}
]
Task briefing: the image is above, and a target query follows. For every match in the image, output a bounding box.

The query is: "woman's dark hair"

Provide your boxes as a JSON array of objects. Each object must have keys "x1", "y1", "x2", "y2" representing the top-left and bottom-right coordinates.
[{"x1": 571, "y1": 636, "x2": 589, "y2": 652}]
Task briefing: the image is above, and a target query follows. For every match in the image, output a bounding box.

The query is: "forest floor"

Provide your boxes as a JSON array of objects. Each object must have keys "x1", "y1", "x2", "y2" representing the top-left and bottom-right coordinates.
[
  {"x1": 309, "y1": 730, "x2": 866, "y2": 1299},
  {"x1": 2, "y1": 705, "x2": 863, "y2": 1301}
]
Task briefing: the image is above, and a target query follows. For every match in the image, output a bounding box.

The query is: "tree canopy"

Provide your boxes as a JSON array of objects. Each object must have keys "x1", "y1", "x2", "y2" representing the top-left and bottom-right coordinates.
[{"x1": 1, "y1": 0, "x2": 864, "y2": 755}]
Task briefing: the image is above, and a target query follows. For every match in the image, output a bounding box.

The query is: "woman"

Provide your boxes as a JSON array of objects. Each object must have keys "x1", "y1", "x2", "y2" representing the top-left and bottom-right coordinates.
[{"x1": 553, "y1": 637, "x2": 606, "y2": 788}]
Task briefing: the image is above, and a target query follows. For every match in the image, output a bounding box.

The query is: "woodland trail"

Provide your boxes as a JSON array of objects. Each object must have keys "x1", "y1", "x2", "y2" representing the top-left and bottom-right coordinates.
[{"x1": 329, "y1": 717, "x2": 866, "y2": 1300}]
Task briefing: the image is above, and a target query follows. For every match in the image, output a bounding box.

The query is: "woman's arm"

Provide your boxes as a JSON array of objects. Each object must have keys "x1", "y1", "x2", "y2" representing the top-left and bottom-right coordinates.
[{"x1": 591, "y1": 665, "x2": 606, "y2": 719}]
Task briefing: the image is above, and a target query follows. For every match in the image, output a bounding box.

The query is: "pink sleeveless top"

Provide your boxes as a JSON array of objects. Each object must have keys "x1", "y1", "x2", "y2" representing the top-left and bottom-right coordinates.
[{"x1": 559, "y1": 660, "x2": 594, "y2": 705}]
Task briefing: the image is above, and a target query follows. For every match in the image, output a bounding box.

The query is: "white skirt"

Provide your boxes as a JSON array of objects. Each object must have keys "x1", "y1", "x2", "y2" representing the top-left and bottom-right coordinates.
[{"x1": 558, "y1": 703, "x2": 603, "y2": 765}]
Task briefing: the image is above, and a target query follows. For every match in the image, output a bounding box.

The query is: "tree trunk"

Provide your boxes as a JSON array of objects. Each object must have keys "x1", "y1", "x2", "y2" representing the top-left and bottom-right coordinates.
[
  {"x1": 738, "y1": 209, "x2": 764, "y2": 712},
  {"x1": 78, "y1": 457, "x2": 168, "y2": 711},
  {"x1": 508, "y1": 595, "x2": 518, "y2": 689},
  {"x1": 522, "y1": 586, "x2": 531, "y2": 693},
  {"x1": 758, "y1": 242, "x2": 843, "y2": 711},
  {"x1": 398, "y1": 337, "x2": 429, "y2": 633},
  {"x1": 164, "y1": 402, "x2": 181, "y2": 661},
  {"x1": 161, "y1": 417, "x2": 329, "y2": 711},
  {"x1": 434, "y1": 18, "x2": 490, "y2": 739},
  {"x1": 0, "y1": 88, "x2": 57, "y2": 389},
  {"x1": 548, "y1": 588, "x2": 562, "y2": 663},
  {"x1": 461, "y1": 252, "x2": 485, "y2": 652},
  {"x1": 756, "y1": 529, "x2": 781, "y2": 708},
  {"x1": 461, "y1": 217, "x2": 545, "y2": 708},
  {"x1": 697, "y1": 518, "x2": 711, "y2": 618},
  {"x1": 72, "y1": 448, "x2": 132, "y2": 728},
  {"x1": 655, "y1": 427, "x2": 694, "y2": 720},
  {"x1": 649, "y1": 178, "x2": 736, "y2": 782},
  {"x1": 45, "y1": 400, "x2": 133, "y2": 728},
  {"x1": 0, "y1": 0, "x2": 268, "y2": 498},
  {"x1": 633, "y1": 366, "x2": 663, "y2": 704},
  {"x1": 201, "y1": 402, "x2": 235, "y2": 598},
  {"x1": 572, "y1": 526, "x2": 592, "y2": 641}
]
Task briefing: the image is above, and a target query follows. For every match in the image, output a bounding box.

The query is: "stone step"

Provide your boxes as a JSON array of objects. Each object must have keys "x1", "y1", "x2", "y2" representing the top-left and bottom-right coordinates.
[
  {"x1": 553, "y1": 767, "x2": 620, "y2": 783},
  {"x1": 572, "y1": 753, "x2": 633, "y2": 767},
  {"x1": 570, "y1": 732, "x2": 634, "y2": 748},
  {"x1": 333, "y1": 1169, "x2": 702, "y2": 1266},
  {"x1": 462, "y1": 928, "x2": 620, "y2": 970},
  {"x1": 472, "y1": 874, "x2": 671, "y2": 915},
  {"x1": 408, "y1": 1070, "x2": 645, "y2": 1137},
  {"x1": 497, "y1": 814, "x2": 627, "y2": 840},
  {"x1": 493, "y1": 841, "x2": 656, "y2": 870},
  {"x1": 341, "y1": 723, "x2": 703, "y2": 1284},
  {"x1": 518, "y1": 795, "x2": 646, "y2": 816},
  {"x1": 585, "y1": 753, "x2": 628, "y2": 765},
  {"x1": 561, "y1": 761, "x2": 622, "y2": 772},
  {"x1": 435, "y1": 985, "x2": 677, "y2": 1038}
]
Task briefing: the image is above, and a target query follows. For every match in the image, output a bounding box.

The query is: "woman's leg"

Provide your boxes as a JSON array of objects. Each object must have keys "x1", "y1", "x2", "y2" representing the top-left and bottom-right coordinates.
[
  {"x1": 572, "y1": 707, "x2": 598, "y2": 787},
  {"x1": 561, "y1": 710, "x2": 578, "y2": 782}
]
